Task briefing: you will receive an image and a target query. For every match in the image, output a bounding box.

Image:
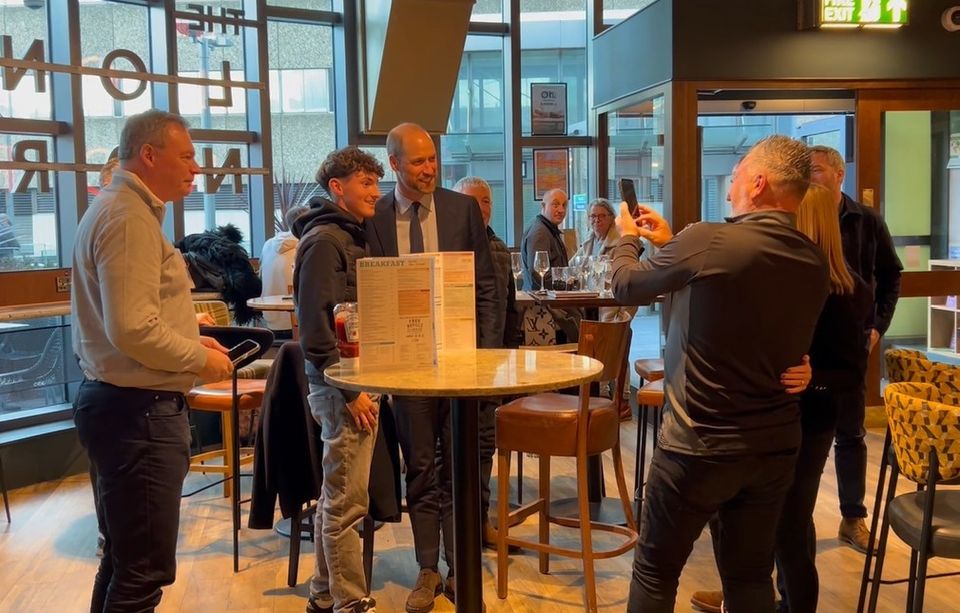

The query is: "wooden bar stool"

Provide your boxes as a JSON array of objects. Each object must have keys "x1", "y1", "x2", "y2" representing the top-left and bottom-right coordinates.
[
  {"x1": 635, "y1": 378, "x2": 664, "y2": 519},
  {"x1": 186, "y1": 379, "x2": 266, "y2": 498},
  {"x1": 495, "y1": 320, "x2": 638, "y2": 612}
]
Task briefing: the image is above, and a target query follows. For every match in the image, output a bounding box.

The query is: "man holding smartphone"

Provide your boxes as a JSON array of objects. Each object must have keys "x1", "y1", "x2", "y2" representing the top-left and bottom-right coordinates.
[
  {"x1": 293, "y1": 146, "x2": 384, "y2": 613},
  {"x1": 614, "y1": 136, "x2": 830, "y2": 612},
  {"x1": 72, "y1": 110, "x2": 234, "y2": 612}
]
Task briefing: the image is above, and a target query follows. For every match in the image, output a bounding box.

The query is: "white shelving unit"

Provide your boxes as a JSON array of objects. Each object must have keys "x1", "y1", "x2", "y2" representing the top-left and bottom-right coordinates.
[{"x1": 928, "y1": 259, "x2": 960, "y2": 357}]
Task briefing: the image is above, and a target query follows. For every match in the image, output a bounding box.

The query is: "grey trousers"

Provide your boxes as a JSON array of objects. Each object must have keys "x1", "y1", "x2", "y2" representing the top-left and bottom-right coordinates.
[{"x1": 307, "y1": 384, "x2": 377, "y2": 613}]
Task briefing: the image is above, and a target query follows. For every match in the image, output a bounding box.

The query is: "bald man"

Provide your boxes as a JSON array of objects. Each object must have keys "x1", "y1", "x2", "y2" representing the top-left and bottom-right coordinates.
[{"x1": 365, "y1": 122, "x2": 500, "y2": 613}]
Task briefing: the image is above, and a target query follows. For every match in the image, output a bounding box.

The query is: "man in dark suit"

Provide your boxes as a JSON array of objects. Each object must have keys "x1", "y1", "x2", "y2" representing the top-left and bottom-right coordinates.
[{"x1": 365, "y1": 122, "x2": 500, "y2": 613}]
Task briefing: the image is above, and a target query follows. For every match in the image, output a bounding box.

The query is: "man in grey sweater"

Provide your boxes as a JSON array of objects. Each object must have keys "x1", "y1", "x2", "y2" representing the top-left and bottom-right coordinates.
[{"x1": 72, "y1": 110, "x2": 233, "y2": 612}]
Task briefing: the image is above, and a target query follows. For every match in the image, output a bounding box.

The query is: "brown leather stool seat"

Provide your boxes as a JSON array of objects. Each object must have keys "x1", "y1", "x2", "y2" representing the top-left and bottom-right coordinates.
[
  {"x1": 497, "y1": 394, "x2": 619, "y2": 457},
  {"x1": 636, "y1": 378, "x2": 664, "y2": 406},
  {"x1": 186, "y1": 378, "x2": 267, "y2": 498},
  {"x1": 634, "y1": 358, "x2": 664, "y2": 382}
]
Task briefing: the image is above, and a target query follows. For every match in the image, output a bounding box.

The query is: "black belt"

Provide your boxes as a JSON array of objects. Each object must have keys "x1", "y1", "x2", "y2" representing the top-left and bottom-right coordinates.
[{"x1": 81, "y1": 378, "x2": 186, "y2": 407}]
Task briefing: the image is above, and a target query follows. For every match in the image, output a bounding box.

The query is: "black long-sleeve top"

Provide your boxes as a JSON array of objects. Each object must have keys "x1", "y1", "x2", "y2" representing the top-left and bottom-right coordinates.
[{"x1": 611, "y1": 211, "x2": 830, "y2": 456}]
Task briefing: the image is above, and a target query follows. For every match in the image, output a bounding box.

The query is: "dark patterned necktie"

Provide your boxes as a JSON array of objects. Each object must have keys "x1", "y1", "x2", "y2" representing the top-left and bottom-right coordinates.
[{"x1": 409, "y1": 201, "x2": 424, "y2": 254}]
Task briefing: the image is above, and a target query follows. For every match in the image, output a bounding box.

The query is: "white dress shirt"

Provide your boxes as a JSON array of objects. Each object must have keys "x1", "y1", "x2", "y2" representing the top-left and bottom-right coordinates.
[{"x1": 393, "y1": 187, "x2": 439, "y2": 254}]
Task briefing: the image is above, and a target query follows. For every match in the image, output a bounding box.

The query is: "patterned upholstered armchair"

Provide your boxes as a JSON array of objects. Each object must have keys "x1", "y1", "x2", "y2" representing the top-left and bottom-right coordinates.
[{"x1": 863, "y1": 382, "x2": 960, "y2": 612}]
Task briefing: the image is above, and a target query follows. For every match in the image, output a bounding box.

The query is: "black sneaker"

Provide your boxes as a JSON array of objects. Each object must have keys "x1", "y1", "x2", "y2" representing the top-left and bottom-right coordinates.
[
  {"x1": 354, "y1": 597, "x2": 377, "y2": 613},
  {"x1": 305, "y1": 597, "x2": 333, "y2": 613}
]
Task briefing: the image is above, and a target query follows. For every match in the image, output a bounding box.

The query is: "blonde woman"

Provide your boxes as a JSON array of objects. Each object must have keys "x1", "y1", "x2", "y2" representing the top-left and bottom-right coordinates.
[{"x1": 774, "y1": 183, "x2": 872, "y2": 613}]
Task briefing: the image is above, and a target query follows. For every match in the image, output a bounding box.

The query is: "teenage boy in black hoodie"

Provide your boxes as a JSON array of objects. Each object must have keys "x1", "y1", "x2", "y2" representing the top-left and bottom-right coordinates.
[{"x1": 293, "y1": 146, "x2": 384, "y2": 613}]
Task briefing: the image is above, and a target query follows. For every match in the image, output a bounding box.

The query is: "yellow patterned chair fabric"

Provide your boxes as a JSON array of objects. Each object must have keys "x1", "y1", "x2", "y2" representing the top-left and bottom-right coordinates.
[
  {"x1": 193, "y1": 300, "x2": 231, "y2": 326},
  {"x1": 885, "y1": 348, "x2": 959, "y2": 386},
  {"x1": 884, "y1": 382, "x2": 960, "y2": 485},
  {"x1": 872, "y1": 381, "x2": 960, "y2": 611}
]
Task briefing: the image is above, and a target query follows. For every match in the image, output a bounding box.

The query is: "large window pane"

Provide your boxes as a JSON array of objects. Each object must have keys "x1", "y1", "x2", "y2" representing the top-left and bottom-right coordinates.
[
  {"x1": 472, "y1": 0, "x2": 502, "y2": 22},
  {"x1": 268, "y1": 20, "x2": 336, "y2": 234},
  {"x1": 184, "y1": 143, "x2": 253, "y2": 253},
  {"x1": 443, "y1": 36, "x2": 507, "y2": 240},
  {"x1": 80, "y1": 0, "x2": 153, "y2": 177},
  {"x1": 520, "y1": 0, "x2": 586, "y2": 136},
  {"x1": 0, "y1": 137, "x2": 59, "y2": 271},
  {"x1": 603, "y1": 0, "x2": 655, "y2": 25},
  {"x1": 0, "y1": 2, "x2": 51, "y2": 120},
  {"x1": 267, "y1": 0, "x2": 331, "y2": 9}
]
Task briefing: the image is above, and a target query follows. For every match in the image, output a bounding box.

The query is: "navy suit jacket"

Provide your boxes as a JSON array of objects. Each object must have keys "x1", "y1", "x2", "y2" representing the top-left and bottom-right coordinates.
[{"x1": 366, "y1": 187, "x2": 502, "y2": 349}]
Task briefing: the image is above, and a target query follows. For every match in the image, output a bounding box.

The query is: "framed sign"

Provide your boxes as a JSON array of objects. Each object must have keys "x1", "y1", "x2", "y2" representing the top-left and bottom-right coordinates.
[
  {"x1": 532, "y1": 149, "x2": 569, "y2": 200},
  {"x1": 530, "y1": 83, "x2": 567, "y2": 136}
]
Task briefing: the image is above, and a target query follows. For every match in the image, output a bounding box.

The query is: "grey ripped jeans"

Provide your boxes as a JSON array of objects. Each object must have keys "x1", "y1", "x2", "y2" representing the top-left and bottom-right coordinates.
[{"x1": 307, "y1": 383, "x2": 378, "y2": 612}]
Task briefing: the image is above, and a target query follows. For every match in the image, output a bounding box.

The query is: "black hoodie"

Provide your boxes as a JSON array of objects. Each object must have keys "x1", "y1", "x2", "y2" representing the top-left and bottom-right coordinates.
[{"x1": 292, "y1": 196, "x2": 367, "y2": 397}]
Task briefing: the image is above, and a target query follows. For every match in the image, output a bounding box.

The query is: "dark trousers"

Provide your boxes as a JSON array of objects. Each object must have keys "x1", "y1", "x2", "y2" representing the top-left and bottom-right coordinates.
[
  {"x1": 478, "y1": 399, "x2": 497, "y2": 525},
  {"x1": 74, "y1": 380, "x2": 190, "y2": 613},
  {"x1": 833, "y1": 388, "x2": 867, "y2": 518},
  {"x1": 774, "y1": 391, "x2": 839, "y2": 613},
  {"x1": 394, "y1": 396, "x2": 454, "y2": 573},
  {"x1": 627, "y1": 447, "x2": 797, "y2": 613}
]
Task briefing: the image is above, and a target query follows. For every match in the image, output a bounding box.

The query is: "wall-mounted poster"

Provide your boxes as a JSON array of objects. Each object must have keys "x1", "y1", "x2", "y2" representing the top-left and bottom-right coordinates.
[
  {"x1": 533, "y1": 149, "x2": 569, "y2": 200},
  {"x1": 531, "y1": 83, "x2": 567, "y2": 136}
]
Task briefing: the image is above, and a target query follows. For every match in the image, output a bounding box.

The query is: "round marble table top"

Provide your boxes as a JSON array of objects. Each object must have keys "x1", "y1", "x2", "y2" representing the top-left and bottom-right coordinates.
[
  {"x1": 246, "y1": 295, "x2": 295, "y2": 312},
  {"x1": 324, "y1": 348, "x2": 603, "y2": 398}
]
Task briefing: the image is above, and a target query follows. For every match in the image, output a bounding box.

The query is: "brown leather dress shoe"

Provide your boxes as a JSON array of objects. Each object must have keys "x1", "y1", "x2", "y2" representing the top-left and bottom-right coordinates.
[
  {"x1": 839, "y1": 517, "x2": 874, "y2": 554},
  {"x1": 405, "y1": 568, "x2": 442, "y2": 613},
  {"x1": 690, "y1": 590, "x2": 723, "y2": 613}
]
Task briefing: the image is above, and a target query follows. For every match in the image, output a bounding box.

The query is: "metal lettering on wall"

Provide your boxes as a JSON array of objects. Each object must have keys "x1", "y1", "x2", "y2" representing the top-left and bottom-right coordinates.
[{"x1": 0, "y1": 4, "x2": 254, "y2": 193}]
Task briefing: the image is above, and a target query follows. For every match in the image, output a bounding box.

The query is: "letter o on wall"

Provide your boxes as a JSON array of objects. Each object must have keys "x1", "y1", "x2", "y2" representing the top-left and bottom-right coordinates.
[{"x1": 100, "y1": 49, "x2": 148, "y2": 101}]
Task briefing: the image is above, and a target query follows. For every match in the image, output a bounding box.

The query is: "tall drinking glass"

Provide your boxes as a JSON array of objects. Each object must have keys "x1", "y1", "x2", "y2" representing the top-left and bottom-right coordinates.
[
  {"x1": 510, "y1": 252, "x2": 523, "y2": 293},
  {"x1": 533, "y1": 250, "x2": 550, "y2": 293}
]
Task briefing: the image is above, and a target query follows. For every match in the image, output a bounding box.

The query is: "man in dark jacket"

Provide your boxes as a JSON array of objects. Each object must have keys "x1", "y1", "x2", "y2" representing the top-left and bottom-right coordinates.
[
  {"x1": 520, "y1": 188, "x2": 569, "y2": 292},
  {"x1": 293, "y1": 146, "x2": 384, "y2": 613},
  {"x1": 453, "y1": 175, "x2": 521, "y2": 550},
  {"x1": 809, "y1": 145, "x2": 903, "y2": 553},
  {"x1": 364, "y1": 123, "x2": 501, "y2": 612}
]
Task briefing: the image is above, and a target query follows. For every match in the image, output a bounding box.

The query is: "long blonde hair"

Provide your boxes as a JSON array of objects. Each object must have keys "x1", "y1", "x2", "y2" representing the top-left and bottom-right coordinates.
[{"x1": 796, "y1": 183, "x2": 854, "y2": 295}]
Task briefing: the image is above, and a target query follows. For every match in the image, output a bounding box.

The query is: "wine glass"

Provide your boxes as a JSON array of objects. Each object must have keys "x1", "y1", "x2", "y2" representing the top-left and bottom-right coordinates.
[
  {"x1": 511, "y1": 252, "x2": 523, "y2": 292},
  {"x1": 533, "y1": 250, "x2": 550, "y2": 293}
]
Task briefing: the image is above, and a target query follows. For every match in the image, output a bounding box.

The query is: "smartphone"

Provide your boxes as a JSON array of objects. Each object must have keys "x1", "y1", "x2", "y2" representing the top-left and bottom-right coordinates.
[
  {"x1": 618, "y1": 177, "x2": 639, "y2": 215},
  {"x1": 228, "y1": 339, "x2": 260, "y2": 366}
]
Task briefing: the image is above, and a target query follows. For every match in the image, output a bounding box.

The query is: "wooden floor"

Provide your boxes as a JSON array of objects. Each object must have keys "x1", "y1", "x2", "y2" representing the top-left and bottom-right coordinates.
[{"x1": 1, "y1": 421, "x2": 958, "y2": 612}]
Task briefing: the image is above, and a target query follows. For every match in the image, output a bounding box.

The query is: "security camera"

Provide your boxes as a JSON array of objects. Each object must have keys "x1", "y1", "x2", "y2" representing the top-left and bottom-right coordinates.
[
  {"x1": 943, "y1": 7, "x2": 960, "y2": 32},
  {"x1": 741, "y1": 101, "x2": 758, "y2": 111}
]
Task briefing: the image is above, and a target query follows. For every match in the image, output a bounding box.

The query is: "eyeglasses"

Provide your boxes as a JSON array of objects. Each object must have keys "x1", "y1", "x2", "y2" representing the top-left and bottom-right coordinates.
[{"x1": 588, "y1": 214, "x2": 611, "y2": 220}]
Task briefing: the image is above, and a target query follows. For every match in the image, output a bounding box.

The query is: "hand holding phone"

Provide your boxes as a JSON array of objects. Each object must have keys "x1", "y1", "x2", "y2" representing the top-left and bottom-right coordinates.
[
  {"x1": 618, "y1": 178, "x2": 639, "y2": 215},
  {"x1": 228, "y1": 339, "x2": 260, "y2": 366}
]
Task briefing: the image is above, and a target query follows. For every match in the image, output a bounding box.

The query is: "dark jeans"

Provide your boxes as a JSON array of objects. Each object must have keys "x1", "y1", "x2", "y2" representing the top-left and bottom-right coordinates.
[
  {"x1": 395, "y1": 396, "x2": 454, "y2": 573},
  {"x1": 74, "y1": 380, "x2": 190, "y2": 613},
  {"x1": 833, "y1": 388, "x2": 867, "y2": 518},
  {"x1": 627, "y1": 447, "x2": 797, "y2": 613},
  {"x1": 774, "y1": 390, "x2": 840, "y2": 613}
]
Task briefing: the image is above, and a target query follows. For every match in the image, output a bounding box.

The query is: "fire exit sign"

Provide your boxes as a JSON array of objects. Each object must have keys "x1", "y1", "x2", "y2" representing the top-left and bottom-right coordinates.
[{"x1": 820, "y1": 0, "x2": 908, "y2": 26}]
